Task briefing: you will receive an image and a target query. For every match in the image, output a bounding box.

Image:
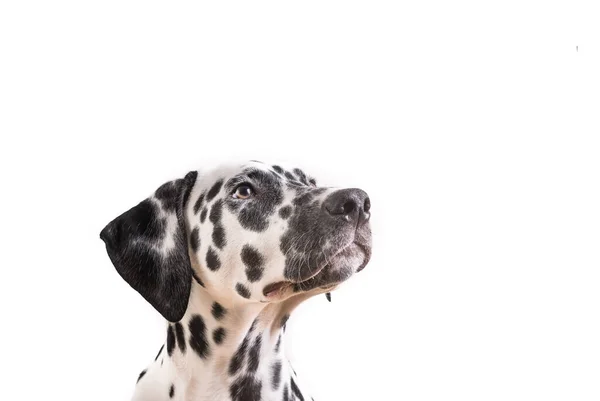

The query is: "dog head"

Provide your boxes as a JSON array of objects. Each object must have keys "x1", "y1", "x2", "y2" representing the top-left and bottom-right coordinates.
[{"x1": 100, "y1": 161, "x2": 372, "y2": 322}]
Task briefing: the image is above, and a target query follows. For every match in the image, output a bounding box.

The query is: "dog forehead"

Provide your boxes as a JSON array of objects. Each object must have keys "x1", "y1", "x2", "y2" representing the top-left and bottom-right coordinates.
[{"x1": 196, "y1": 161, "x2": 317, "y2": 189}]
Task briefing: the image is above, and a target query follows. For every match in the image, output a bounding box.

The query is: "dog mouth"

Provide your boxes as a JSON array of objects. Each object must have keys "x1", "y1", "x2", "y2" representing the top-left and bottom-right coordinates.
[{"x1": 263, "y1": 240, "x2": 371, "y2": 299}]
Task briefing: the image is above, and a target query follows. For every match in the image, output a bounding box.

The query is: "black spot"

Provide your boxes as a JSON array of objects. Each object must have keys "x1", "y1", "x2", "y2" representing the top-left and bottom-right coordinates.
[
  {"x1": 272, "y1": 165, "x2": 284, "y2": 174},
  {"x1": 206, "y1": 246, "x2": 221, "y2": 271},
  {"x1": 167, "y1": 325, "x2": 176, "y2": 356},
  {"x1": 238, "y1": 207, "x2": 270, "y2": 232},
  {"x1": 280, "y1": 314, "x2": 290, "y2": 329},
  {"x1": 175, "y1": 322, "x2": 186, "y2": 353},
  {"x1": 212, "y1": 225, "x2": 227, "y2": 249},
  {"x1": 326, "y1": 292, "x2": 331, "y2": 302},
  {"x1": 247, "y1": 336, "x2": 262, "y2": 373},
  {"x1": 293, "y1": 192, "x2": 314, "y2": 206},
  {"x1": 309, "y1": 178, "x2": 317, "y2": 186},
  {"x1": 280, "y1": 191, "x2": 343, "y2": 282},
  {"x1": 227, "y1": 168, "x2": 284, "y2": 232},
  {"x1": 229, "y1": 336, "x2": 250, "y2": 375},
  {"x1": 291, "y1": 378, "x2": 304, "y2": 401},
  {"x1": 283, "y1": 384, "x2": 290, "y2": 401},
  {"x1": 200, "y1": 207, "x2": 208, "y2": 223},
  {"x1": 249, "y1": 318, "x2": 258, "y2": 333},
  {"x1": 271, "y1": 361, "x2": 282, "y2": 390},
  {"x1": 274, "y1": 334, "x2": 282, "y2": 353},
  {"x1": 110, "y1": 199, "x2": 166, "y2": 243},
  {"x1": 190, "y1": 227, "x2": 200, "y2": 252},
  {"x1": 213, "y1": 327, "x2": 226, "y2": 344},
  {"x1": 188, "y1": 315, "x2": 210, "y2": 359},
  {"x1": 137, "y1": 369, "x2": 147, "y2": 383},
  {"x1": 155, "y1": 181, "x2": 179, "y2": 211},
  {"x1": 206, "y1": 179, "x2": 224, "y2": 202},
  {"x1": 284, "y1": 171, "x2": 296, "y2": 181},
  {"x1": 192, "y1": 270, "x2": 205, "y2": 287},
  {"x1": 241, "y1": 245, "x2": 265, "y2": 282},
  {"x1": 293, "y1": 168, "x2": 309, "y2": 185},
  {"x1": 99, "y1": 172, "x2": 199, "y2": 324},
  {"x1": 155, "y1": 344, "x2": 164, "y2": 361},
  {"x1": 209, "y1": 199, "x2": 223, "y2": 224},
  {"x1": 161, "y1": 359, "x2": 163, "y2": 366},
  {"x1": 235, "y1": 283, "x2": 251, "y2": 299},
  {"x1": 211, "y1": 302, "x2": 227, "y2": 320},
  {"x1": 169, "y1": 384, "x2": 175, "y2": 398},
  {"x1": 229, "y1": 375, "x2": 262, "y2": 401},
  {"x1": 278, "y1": 205, "x2": 292, "y2": 219},
  {"x1": 193, "y1": 193, "x2": 205, "y2": 214}
]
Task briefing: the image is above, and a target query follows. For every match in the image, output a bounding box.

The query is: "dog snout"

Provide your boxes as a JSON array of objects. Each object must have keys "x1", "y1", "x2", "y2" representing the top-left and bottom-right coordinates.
[{"x1": 323, "y1": 188, "x2": 371, "y2": 227}]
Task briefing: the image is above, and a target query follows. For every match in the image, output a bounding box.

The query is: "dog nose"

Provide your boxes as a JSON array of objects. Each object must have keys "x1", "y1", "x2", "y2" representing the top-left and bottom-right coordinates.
[{"x1": 323, "y1": 188, "x2": 371, "y2": 226}]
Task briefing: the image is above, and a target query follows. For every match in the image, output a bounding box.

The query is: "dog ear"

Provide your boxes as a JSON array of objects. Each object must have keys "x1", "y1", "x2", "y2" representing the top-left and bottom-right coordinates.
[{"x1": 100, "y1": 171, "x2": 198, "y2": 322}]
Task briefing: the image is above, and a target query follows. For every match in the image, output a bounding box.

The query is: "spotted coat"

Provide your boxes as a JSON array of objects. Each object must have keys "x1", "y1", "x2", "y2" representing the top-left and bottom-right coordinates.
[{"x1": 100, "y1": 161, "x2": 372, "y2": 401}]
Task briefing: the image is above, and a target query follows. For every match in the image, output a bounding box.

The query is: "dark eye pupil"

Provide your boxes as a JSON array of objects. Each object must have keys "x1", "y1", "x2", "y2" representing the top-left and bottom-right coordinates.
[{"x1": 237, "y1": 186, "x2": 252, "y2": 197}]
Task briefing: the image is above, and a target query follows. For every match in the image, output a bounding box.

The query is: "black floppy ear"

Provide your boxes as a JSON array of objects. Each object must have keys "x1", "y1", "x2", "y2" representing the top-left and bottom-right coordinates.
[{"x1": 100, "y1": 171, "x2": 198, "y2": 322}]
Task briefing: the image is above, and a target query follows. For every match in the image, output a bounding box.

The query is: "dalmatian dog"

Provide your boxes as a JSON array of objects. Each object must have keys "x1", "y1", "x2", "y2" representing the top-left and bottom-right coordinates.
[{"x1": 100, "y1": 160, "x2": 372, "y2": 401}]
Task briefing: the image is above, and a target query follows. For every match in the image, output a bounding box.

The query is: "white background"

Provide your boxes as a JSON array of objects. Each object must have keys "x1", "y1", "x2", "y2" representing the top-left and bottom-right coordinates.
[{"x1": 1, "y1": 1, "x2": 599, "y2": 400}]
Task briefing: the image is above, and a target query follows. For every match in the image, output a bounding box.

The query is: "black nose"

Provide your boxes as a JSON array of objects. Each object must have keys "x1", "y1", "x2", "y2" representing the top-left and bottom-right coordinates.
[{"x1": 323, "y1": 188, "x2": 371, "y2": 227}]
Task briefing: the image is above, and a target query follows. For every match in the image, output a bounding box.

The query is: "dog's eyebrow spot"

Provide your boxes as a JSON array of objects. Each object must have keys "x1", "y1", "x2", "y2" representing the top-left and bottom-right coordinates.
[
  {"x1": 188, "y1": 315, "x2": 210, "y2": 359},
  {"x1": 228, "y1": 169, "x2": 284, "y2": 232},
  {"x1": 224, "y1": 172, "x2": 253, "y2": 192},
  {"x1": 206, "y1": 179, "x2": 224, "y2": 202},
  {"x1": 235, "y1": 283, "x2": 251, "y2": 299}
]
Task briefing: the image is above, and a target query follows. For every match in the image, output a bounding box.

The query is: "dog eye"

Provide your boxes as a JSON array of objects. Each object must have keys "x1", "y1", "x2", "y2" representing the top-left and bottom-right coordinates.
[{"x1": 233, "y1": 184, "x2": 254, "y2": 199}]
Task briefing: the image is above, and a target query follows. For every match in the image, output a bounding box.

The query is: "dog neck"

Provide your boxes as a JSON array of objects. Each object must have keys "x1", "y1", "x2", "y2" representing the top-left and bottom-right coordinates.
[{"x1": 138, "y1": 280, "x2": 317, "y2": 401}]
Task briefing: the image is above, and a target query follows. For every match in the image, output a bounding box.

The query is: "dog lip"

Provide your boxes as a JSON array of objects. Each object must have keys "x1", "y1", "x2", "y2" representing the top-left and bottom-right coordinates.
[
  {"x1": 263, "y1": 281, "x2": 291, "y2": 297},
  {"x1": 266, "y1": 240, "x2": 372, "y2": 298}
]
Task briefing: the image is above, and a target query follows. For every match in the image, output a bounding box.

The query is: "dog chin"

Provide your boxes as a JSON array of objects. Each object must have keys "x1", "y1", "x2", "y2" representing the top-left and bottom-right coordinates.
[{"x1": 293, "y1": 242, "x2": 370, "y2": 292}]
